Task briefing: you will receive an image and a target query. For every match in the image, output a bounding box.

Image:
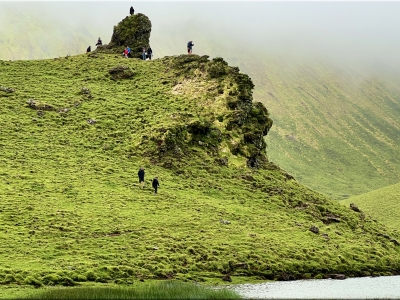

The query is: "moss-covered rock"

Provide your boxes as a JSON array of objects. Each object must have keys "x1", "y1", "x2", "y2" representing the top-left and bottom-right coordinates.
[
  {"x1": 96, "y1": 13, "x2": 151, "y2": 59},
  {"x1": 108, "y1": 65, "x2": 135, "y2": 80}
]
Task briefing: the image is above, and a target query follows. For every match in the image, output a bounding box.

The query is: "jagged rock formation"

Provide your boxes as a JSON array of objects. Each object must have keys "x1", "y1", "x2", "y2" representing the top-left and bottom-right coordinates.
[
  {"x1": 149, "y1": 55, "x2": 273, "y2": 169},
  {"x1": 95, "y1": 13, "x2": 151, "y2": 59}
]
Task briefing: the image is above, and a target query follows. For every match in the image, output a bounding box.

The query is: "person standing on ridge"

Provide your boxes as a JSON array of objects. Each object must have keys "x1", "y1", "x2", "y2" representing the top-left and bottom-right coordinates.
[
  {"x1": 96, "y1": 37, "x2": 102, "y2": 46},
  {"x1": 187, "y1": 41, "x2": 194, "y2": 54},
  {"x1": 147, "y1": 46, "x2": 153, "y2": 60},
  {"x1": 123, "y1": 47, "x2": 129, "y2": 58},
  {"x1": 138, "y1": 167, "x2": 145, "y2": 188},
  {"x1": 130, "y1": 6, "x2": 134, "y2": 15},
  {"x1": 142, "y1": 47, "x2": 147, "y2": 60},
  {"x1": 152, "y1": 177, "x2": 160, "y2": 194}
]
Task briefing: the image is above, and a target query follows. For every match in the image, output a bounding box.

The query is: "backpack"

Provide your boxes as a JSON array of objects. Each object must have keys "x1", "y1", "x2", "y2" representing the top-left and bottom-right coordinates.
[{"x1": 187, "y1": 42, "x2": 191, "y2": 47}]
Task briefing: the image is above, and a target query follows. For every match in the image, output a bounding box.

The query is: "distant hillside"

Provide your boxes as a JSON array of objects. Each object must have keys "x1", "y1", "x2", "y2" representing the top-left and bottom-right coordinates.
[
  {"x1": 1, "y1": 42, "x2": 400, "y2": 288},
  {"x1": 0, "y1": 3, "x2": 99, "y2": 60},
  {"x1": 247, "y1": 58, "x2": 400, "y2": 199},
  {"x1": 342, "y1": 183, "x2": 400, "y2": 230}
]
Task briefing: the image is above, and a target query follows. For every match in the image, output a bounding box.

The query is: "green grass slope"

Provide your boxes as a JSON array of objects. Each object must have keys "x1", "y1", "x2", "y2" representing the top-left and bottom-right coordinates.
[
  {"x1": 342, "y1": 182, "x2": 400, "y2": 230},
  {"x1": 140, "y1": 37, "x2": 400, "y2": 200},
  {"x1": 1, "y1": 5, "x2": 399, "y2": 200},
  {"x1": 0, "y1": 53, "x2": 399, "y2": 292},
  {"x1": 247, "y1": 58, "x2": 400, "y2": 200}
]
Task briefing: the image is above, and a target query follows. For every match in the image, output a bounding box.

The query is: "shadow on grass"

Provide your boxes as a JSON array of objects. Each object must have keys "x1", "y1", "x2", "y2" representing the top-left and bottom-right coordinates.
[{"x1": 24, "y1": 281, "x2": 241, "y2": 299}]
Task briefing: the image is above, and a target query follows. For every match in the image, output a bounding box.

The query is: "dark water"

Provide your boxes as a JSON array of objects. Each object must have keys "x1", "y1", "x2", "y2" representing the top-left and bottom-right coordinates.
[{"x1": 228, "y1": 276, "x2": 400, "y2": 299}]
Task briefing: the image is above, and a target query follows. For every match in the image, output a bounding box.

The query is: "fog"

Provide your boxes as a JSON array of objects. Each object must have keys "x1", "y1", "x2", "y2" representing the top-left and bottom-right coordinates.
[{"x1": 1, "y1": 1, "x2": 400, "y2": 73}]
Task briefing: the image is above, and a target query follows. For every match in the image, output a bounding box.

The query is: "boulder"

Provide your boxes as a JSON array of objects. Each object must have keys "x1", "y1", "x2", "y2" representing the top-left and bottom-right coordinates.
[
  {"x1": 309, "y1": 225, "x2": 319, "y2": 234},
  {"x1": 96, "y1": 13, "x2": 152, "y2": 59},
  {"x1": 0, "y1": 86, "x2": 15, "y2": 93},
  {"x1": 215, "y1": 156, "x2": 228, "y2": 166},
  {"x1": 350, "y1": 203, "x2": 361, "y2": 212},
  {"x1": 220, "y1": 219, "x2": 231, "y2": 225},
  {"x1": 108, "y1": 65, "x2": 134, "y2": 80},
  {"x1": 26, "y1": 99, "x2": 56, "y2": 111}
]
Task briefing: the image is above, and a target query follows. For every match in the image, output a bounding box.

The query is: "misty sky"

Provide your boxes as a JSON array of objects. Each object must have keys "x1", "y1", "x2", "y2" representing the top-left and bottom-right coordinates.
[{"x1": 1, "y1": 1, "x2": 400, "y2": 70}]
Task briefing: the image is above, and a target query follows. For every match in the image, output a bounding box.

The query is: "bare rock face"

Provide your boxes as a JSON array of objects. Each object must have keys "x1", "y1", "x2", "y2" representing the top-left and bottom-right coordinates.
[{"x1": 96, "y1": 13, "x2": 151, "y2": 59}]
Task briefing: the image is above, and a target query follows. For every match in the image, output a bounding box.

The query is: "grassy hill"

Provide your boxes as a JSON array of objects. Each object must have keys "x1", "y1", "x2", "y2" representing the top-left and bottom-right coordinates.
[
  {"x1": 1, "y1": 5, "x2": 399, "y2": 200},
  {"x1": 342, "y1": 182, "x2": 400, "y2": 230},
  {"x1": 1, "y1": 49, "x2": 400, "y2": 295},
  {"x1": 110, "y1": 32, "x2": 400, "y2": 200}
]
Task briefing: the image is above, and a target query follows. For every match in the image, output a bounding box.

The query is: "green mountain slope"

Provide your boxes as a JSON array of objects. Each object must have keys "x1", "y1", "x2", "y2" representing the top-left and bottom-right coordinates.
[
  {"x1": 248, "y1": 58, "x2": 400, "y2": 199},
  {"x1": 1, "y1": 48, "x2": 400, "y2": 289},
  {"x1": 1, "y1": 6, "x2": 399, "y2": 200},
  {"x1": 342, "y1": 182, "x2": 400, "y2": 230}
]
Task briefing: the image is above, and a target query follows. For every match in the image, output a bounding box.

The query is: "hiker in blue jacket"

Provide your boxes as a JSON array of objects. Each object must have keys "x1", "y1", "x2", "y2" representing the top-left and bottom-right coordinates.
[
  {"x1": 187, "y1": 41, "x2": 194, "y2": 54},
  {"x1": 142, "y1": 47, "x2": 147, "y2": 60}
]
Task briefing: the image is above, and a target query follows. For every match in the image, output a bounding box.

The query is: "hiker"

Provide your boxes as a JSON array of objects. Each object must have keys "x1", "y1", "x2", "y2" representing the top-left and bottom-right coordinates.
[
  {"x1": 86, "y1": 46, "x2": 91, "y2": 53},
  {"x1": 142, "y1": 47, "x2": 147, "y2": 60},
  {"x1": 127, "y1": 46, "x2": 131, "y2": 56},
  {"x1": 123, "y1": 47, "x2": 129, "y2": 58},
  {"x1": 138, "y1": 167, "x2": 145, "y2": 188},
  {"x1": 152, "y1": 177, "x2": 160, "y2": 194},
  {"x1": 96, "y1": 37, "x2": 102, "y2": 46},
  {"x1": 187, "y1": 41, "x2": 194, "y2": 54},
  {"x1": 147, "y1": 46, "x2": 153, "y2": 60},
  {"x1": 130, "y1": 6, "x2": 134, "y2": 15}
]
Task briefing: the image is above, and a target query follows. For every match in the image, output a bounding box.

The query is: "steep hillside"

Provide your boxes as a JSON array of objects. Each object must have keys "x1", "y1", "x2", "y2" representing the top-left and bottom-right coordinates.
[
  {"x1": 156, "y1": 36, "x2": 400, "y2": 200},
  {"x1": 1, "y1": 49, "x2": 400, "y2": 290},
  {"x1": 246, "y1": 58, "x2": 400, "y2": 200},
  {"x1": 342, "y1": 183, "x2": 400, "y2": 230},
  {"x1": 2, "y1": 5, "x2": 399, "y2": 200}
]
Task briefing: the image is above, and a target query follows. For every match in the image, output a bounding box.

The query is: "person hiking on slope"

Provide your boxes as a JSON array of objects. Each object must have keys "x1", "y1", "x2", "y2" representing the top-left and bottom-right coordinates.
[
  {"x1": 130, "y1": 6, "x2": 134, "y2": 15},
  {"x1": 147, "y1": 46, "x2": 153, "y2": 60},
  {"x1": 127, "y1": 46, "x2": 131, "y2": 56},
  {"x1": 138, "y1": 167, "x2": 145, "y2": 188},
  {"x1": 187, "y1": 41, "x2": 194, "y2": 54},
  {"x1": 152, "y1": 177, "x2": 160, "y2": 194},
  {"x1": 142, "y1": 47, "x2": 147, "y2": 60},
  {"x1": 96, "y1": 37, "x2": 102, "y2": 46},
  {"x1": 86, "y1": 46, "x2": 91, "y2": 53}
]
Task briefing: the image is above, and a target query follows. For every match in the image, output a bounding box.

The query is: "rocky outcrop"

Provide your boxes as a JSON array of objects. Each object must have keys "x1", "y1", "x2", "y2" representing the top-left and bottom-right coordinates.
[
  {"x1": 95, "y1": 13, "x2": 151, "y2": 59},
  {"x1": 309, "y1": 225, "x2": 319, "y2": 234},
  {"x1": 150, "y1": 55, "x2": 273, "y2": 170},
  {"x1": 0, "y1": 86, "x2": 15, "y2": 93},
  {"x1": 350, "y1": 203, "x2": 361, "y2": 212},
  {"x1": 108, "y1": 65, "x2": 134, "y2": 80},
  {"x1": 26, "y1": 99, "x2": 56, "y2": 111}
]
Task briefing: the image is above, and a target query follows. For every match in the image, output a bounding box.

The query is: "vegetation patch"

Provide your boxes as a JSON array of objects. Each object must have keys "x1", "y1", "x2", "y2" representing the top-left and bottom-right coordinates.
[{"x1": 23, "y1": 281, "x2": 240, "y2": 299}]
